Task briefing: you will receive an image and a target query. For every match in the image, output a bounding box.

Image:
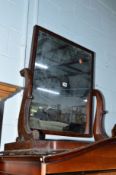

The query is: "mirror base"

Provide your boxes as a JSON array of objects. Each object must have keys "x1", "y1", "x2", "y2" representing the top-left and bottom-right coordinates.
[{"x1": 4, "y1": 140, "x2": 91, "y2": 153}]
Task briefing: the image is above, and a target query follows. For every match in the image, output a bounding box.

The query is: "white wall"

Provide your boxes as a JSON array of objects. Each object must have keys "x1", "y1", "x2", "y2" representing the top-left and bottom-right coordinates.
[
  {"x1": 0, "y1": 0, "x2": 116, "y2": 149},
  {"x1": 0, "y1": 0, "x2": 29, "y2": 150}
]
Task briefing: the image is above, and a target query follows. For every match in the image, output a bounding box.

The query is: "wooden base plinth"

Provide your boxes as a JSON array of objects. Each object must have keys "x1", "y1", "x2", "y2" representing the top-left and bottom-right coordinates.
[{"x1": 4, "y1": 140, "x2": 90, "y2": 153}]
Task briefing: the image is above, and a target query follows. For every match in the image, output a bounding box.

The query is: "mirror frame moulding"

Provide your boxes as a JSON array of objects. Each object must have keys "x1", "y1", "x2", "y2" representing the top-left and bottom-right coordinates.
[{"x1": 17, "y1": 25, "x2": 95, "y2": 140}]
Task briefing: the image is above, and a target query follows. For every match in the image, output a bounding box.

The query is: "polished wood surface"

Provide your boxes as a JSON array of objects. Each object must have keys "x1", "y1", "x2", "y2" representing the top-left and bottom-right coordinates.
[
  {"x1": 90, "y1": 172, "x2": 116, "y2": 175},
  {"x1": 0, "y1": 137, "x2": 116, "y2": 175},
  {"x1": 5, "y1": 139, "x2": 91, "y2": 151},
  {"x1": 45, "y1": 138, "x2": 116, "y2": 174},
  {"x1": 0, "y1": 82, "x2": 21, "y2": 101}
]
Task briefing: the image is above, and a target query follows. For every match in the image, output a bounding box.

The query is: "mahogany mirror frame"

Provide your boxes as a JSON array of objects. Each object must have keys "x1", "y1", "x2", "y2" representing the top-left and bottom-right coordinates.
[{"x1": 16, "y1": 25, "x2": 95, "y2": 141}]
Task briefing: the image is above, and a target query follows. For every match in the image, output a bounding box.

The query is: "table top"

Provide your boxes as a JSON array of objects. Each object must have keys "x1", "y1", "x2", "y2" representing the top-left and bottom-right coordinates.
[{"x1": 0, "y1": 82, "x2": 21, "y2": 101}]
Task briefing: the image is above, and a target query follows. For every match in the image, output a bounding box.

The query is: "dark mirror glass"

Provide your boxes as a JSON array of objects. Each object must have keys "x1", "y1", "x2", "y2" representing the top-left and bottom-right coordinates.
[{"x1": 29, "y1": 26, "x2": 94, "y2": 136}]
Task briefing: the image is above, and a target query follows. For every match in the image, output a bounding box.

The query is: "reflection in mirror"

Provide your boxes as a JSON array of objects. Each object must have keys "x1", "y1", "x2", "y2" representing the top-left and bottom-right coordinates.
[{"x1": 29, "y1": 26, "x2": 94, "y2": 136}]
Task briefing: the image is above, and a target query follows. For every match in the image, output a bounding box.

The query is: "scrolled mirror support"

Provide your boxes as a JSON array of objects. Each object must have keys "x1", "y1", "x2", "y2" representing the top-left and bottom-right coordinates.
[
  {"x1": 17, "y1": 68, "x2": 41, "y2": 141},
  {"x1": 93, "y1": 89, "x2": 108, "y2": 141}
]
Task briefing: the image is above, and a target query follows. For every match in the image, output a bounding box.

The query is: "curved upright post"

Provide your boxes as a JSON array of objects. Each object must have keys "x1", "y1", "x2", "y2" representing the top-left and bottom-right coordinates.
[
  {"x1": 17, "y1": 68, "x2": 34, "y2": 141},
  {"x1": 93, "y1": 89, "x2": 108, "y2": 141}
]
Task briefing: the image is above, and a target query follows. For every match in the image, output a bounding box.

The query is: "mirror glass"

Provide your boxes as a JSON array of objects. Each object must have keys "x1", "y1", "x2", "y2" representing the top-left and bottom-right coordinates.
[{"x1": 29, "y1": 26, "x2": 94, "y2": 136}]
